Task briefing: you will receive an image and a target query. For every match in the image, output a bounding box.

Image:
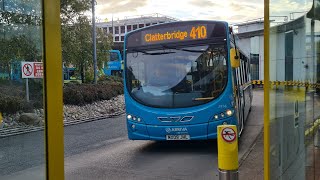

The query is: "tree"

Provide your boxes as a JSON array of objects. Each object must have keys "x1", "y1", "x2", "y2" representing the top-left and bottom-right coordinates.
[
  {"x1": 0, "y1": 0, "x2": 41, "y2": 78},
  {"x1": 0, "y1": 35, "x2": 38, "y2": 79},
  {"x1": 96, "y1": 27, "x2": 113, "y2": 69},
  {"x1": 60, "y1": 0, "x2": 113, "y2": 83}
]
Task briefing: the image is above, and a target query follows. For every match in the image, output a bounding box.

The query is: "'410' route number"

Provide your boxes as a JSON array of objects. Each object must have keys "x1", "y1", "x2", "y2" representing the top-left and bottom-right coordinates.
[{"x1": 190, "y1": 26, "x2": 207, "y2": 39}]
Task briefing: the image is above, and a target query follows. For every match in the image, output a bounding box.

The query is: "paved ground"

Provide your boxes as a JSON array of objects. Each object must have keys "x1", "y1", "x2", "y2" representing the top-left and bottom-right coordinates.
[
  {"x1": 306, "y1": 129, "x2": 320, "y2": 180},
  {"x1": 238, "y1": 89, "x2": 264, "y2": 180},
  {"x1": 0, "y1": 90, "x2": 264, "y2": 180},
  {"x1": 238, "y1": 89, "x2": 320, "y2": 180},
  {"x1": 10, "y1": 88, "x2": 320, "y2": 180},
  {"x1": 239, "y1": 131, "x2": 264, "y2": 180}
]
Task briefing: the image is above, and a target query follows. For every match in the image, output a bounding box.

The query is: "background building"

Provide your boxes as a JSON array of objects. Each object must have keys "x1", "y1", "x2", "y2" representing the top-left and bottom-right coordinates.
[
  {"x1": 96, "y1": 13, "x2": 179, "y2": 51},
  {"x1": 234, "y1": 16, "x2": 301, "y2": 81},
  {"x1": 234, "y1": 19, "x2": 264, "y2": 81}
]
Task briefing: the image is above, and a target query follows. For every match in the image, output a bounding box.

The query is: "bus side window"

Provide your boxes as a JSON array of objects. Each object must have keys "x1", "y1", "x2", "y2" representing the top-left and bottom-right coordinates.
[
  {"x1": 237, "y1": 63, "x2": 242, "y2": 86},
  {"x1": 246, "y1": 58, "x2": 249, "y2": 82},
  {"x1": 236, "y1": 68, "x2": 241, "y2": 86},
  {"x1": 241, "y1": 60, "x2": 245, "y2": 84},
  {"x1": 243, "y1": 59, "x2": 246, "y2": 83},
  {"x1": 247, "y1": 59, "x2": 251, "y2": 81},
  {"x1": 241, "y1": 57, "x2": 246, "y2": 84},
  {"x1": 245, "y1": 59, "x2": 249, "y2": 83}
]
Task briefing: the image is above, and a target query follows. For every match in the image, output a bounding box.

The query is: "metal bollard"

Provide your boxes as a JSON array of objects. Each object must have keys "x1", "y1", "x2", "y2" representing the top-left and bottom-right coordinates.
[{"x1": 217, "y1": 125, "x2": 239, "y2": 180}]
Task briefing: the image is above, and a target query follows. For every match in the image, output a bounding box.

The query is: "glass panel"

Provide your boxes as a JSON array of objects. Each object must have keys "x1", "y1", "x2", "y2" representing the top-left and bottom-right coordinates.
[
  {"x1": 126, "y1": 44, "x2": 228, "y2": 108},
  {"x1": 133, "y1": 24, "x2": 137, "y2": 30},
  {"x1": 269, "y1": 0, "x2": 319, "y2": 179},
  {"x1": 0, "y1": 0, "x2": 45, "y2": 179},
  {"x1": 120, "y1": 25, "x2": 125, "y2": 34},
  {"x1": 115, "y1": 26, "x2": 119, "y2": 34},
  {"x1": 127, "y1": 25, "x2": 131, "y2": 32}
]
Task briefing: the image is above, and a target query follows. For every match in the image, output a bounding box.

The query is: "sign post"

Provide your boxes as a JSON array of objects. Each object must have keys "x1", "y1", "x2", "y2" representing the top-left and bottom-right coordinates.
[
  {"x1": 21, "y1": 62, "x2": 43, "y2": 102},
  {"x1": 26, "y1": 78, "x2": 29, "y2": 102},
  {"x1": 217, "y1": 125, "x2": 239, "y2": 180}
]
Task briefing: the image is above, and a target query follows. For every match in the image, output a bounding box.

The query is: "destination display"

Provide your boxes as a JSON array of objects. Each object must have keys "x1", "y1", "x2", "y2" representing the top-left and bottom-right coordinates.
[
  {"x1": 142, "y1": 25, "x2": 208, "y2": 44},
  {"x1": 126, "y1": 21, "x2": 227, "y2": 48}
]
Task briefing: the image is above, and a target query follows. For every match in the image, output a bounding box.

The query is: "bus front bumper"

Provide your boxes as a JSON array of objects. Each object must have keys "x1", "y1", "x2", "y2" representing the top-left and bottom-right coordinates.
[{"x1": 127, "y1": 117, "x2": 237, "y2": 140}]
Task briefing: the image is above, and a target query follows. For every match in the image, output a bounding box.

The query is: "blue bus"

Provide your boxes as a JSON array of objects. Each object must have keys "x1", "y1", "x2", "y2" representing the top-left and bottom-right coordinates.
[
  {"x1": 0, "y1": 61, "x2": 21, "y2": 81},
  {"x1": 124, "y1": 21, "x2": 252, "y2": 140},
  {"x1": 103, "y1": 50, "x2": 123, "y2": 76},
  {"x1": 63, "y1": 67, "x2": 82, "y2": 83}
]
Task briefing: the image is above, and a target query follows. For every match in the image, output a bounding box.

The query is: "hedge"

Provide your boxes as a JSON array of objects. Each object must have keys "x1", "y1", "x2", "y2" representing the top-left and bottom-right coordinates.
[
  {"x1": 0, "y1": 79, "x2": 123, "y2": 114},
  {"x1": 0, "y1": 79, "x2": 43, "y2": 114},
  {"x1": 63, "y1": 82, "x2": 123, "y2": 105}
]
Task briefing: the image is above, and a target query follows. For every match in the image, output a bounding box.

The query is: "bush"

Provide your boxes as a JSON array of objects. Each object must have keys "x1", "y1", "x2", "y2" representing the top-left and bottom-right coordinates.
[
  {"x1": 0, "y1": 79, "x2": 123, "y2": 112},
  {"x1": 0, "y1": 94, "x2": 34, "y2": 114},
  {"x1": 85, "y1": 70, "x2": 94, "y2": 83},
  {"x1": 0, "y1": 79, "x2": 42, "y2": 114},
  {"x1": 98, "y1": 75, "x2": 123, "y2": 84},
  {"x1": 63, "y1": 82, "x2": 123, "y2": 105}
]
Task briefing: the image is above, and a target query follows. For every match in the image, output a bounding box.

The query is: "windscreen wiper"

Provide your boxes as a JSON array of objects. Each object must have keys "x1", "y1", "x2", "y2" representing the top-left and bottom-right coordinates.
[
  {"x1": 192, "y1": 97, "x2": 215, "y2": 101},
  {"x1": 131, "y1": 49, "x2": 175, "y2": 55},
  {"x1": 161, "y1": 45, "x2": 206, "y2": 53}
]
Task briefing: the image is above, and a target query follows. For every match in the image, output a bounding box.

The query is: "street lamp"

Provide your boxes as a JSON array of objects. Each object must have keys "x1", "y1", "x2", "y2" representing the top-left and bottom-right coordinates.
[{"x1": 92, "y1": 0, "x2": 97, "y2": 84}]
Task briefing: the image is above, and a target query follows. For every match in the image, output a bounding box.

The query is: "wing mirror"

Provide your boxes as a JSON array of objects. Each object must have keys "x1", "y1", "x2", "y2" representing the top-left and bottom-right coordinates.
[{"x1": 230, "y1": 48, "x2": 240, "y2": 68}]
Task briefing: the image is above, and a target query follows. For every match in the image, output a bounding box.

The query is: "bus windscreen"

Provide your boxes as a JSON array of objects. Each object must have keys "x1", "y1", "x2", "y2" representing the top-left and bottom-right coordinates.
[{"x1": 125, "y1": 21, "x2": 228, "y2": 108}]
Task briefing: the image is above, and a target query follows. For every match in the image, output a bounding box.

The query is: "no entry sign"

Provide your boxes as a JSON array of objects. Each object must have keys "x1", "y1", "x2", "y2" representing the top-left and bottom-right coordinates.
[{"x1": 21, "y1": 62, "x2": 43, "y2": 78}]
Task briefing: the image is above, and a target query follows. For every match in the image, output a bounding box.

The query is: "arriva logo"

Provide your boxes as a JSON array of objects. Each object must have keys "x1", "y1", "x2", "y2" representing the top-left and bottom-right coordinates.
[{"x1": 165, "y1": 127, "x2": 188, "y2": 133}]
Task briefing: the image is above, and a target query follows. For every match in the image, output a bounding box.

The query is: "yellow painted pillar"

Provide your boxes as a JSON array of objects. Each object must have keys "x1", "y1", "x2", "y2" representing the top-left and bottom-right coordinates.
[
  {"x1": 43, "y1": 0, "x2": 64, "y2": 179},
  {"x1": 217, "y1": 125, "x2": 238, "y2": 180},
  {"x1": 264, "y1": 0, "x2": 270, "y2": 179},
  {"x1": 0, "y1": 112, "x2": 3, "y2": 128}
]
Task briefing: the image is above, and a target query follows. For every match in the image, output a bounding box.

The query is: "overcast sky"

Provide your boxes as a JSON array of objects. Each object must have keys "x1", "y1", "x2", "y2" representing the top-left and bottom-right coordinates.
[{"x1": 95, "y1": 0, "x2": 313, "y2": 23}]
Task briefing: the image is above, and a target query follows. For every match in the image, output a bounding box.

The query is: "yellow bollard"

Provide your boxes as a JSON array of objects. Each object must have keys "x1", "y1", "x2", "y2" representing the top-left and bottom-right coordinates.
[
  {"x1": 217, "y1": 125, "x2": 238, "y2": 180},
  {"x1": 0, "y1": 112, "x2": 3, "y2": 129}
]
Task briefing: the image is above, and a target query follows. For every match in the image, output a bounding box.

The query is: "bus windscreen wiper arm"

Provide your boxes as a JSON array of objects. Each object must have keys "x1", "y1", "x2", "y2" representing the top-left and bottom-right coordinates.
[
  {"x1": 131, "y1": 49, "x2": 175, "y2": 55},
  {"x1": 192, "y1": 97, "x2": 215, "y2": 101},
  {"x1": 161, "y1": 44, "x2": 206, "y2": 53}
]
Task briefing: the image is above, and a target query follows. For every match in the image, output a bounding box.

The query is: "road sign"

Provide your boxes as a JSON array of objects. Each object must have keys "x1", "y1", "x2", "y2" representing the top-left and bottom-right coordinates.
[
  {"x1": 221, "y1": 127, "x2": 236, "y2": 142},
  {"x1": 22, "y1": 63, "x2": 33, "y2": 77},
  {"x1": 34, "y1": 62, "x2": 43, "y2": 78},
  {"x1": 21, "y1": 62, "x2": 43, "y2": 78}
]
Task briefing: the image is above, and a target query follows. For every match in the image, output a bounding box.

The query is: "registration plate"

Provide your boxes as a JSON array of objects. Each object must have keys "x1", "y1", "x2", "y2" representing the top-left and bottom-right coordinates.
[{"x1": 166, "y1": 135, "x2": 190, "y2": 140}]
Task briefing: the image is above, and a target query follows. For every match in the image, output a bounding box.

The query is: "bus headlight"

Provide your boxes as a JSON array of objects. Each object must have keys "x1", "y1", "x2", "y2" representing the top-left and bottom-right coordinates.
[
  {"x1": 127, "y1": 114, "x2": 142, "y2": 123},
  {"x1": 226, "y1": 109, "x2": 233, "y2": 116},
  {"x1": 213, "y1": 109, "x2": 234, "y2": 120}
]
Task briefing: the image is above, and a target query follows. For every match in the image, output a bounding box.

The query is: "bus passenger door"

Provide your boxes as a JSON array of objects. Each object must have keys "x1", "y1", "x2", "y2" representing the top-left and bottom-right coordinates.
[
  {"x1": 233, "y1": 67, "x2": 245, "y2": 135},
  {"x1": 230, "y1": 47, "x2": 245, "y2": 134}
]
